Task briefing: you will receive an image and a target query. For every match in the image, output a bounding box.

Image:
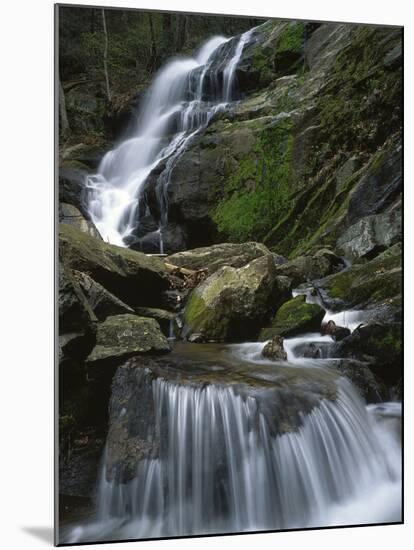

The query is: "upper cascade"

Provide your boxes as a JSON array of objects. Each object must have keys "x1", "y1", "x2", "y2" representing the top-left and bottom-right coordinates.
[{"x1": 86, "y1": 28, "x2": 257, "y2": 250}]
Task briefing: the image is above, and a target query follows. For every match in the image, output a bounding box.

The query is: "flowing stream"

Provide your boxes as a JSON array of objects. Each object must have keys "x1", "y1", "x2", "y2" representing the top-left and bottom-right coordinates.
[{"x1": 63, "y1": 27, "x2": 402, "y2": 544}]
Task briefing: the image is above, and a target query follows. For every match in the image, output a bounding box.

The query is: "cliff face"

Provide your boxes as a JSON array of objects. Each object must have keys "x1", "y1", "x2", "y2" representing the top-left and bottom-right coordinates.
[{"x1": 147, "y1": 21, "x2": 402, "y2": 258}]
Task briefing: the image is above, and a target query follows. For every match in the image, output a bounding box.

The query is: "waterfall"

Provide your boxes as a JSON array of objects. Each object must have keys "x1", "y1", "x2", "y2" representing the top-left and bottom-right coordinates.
[
  {"x1": 86, "y1": 29, "x2": 255, "y2": 249},
  {"x1": 65, "y1": 375, "x2": 401, "y2": 543}
]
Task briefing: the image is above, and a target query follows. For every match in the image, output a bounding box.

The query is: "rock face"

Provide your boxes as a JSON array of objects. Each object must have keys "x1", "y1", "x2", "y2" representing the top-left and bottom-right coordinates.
[
  {"x1": 336, "y1": 206, "x2": 401, "y2": 261},
  {"x1": 167, "y1": 242, "x2": 271, "y2": 274},
  {"x1": 262, "y1": 336, "x2": 287, "y2": 360},
  {"x1": 183, "y1": 254, "x2": 276, "y2": 341},
  {"x1": 86, "y1": 315, "x2": 170, "y2": 374},
  {"x1": 260, "y1": 295, "x2": 325, "y2": 340},
  {"x1": 59, "y1": 224, "x2": 169, "y2": 308},
  {"x1": 59, "y1": 203, "x2": 101, "y2": 240}
]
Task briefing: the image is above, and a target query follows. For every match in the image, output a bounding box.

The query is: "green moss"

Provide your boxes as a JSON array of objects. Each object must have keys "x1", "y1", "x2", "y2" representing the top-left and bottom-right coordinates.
[
  {"x1": 211, "y1": 117, "x2": 294, "y2": 242},
  {"x1": 260, "y1": 295, "x2": 325, "y2": 338},
  {"x1": 276, "y1": 22, "x2": 305, "y2": 55}
]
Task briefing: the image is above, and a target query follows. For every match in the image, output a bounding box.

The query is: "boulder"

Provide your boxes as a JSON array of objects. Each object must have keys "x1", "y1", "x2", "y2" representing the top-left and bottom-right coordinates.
[
  {"x1": 334, "y1": 359, "x2": 385, "y2": 403},
  {"x1": 336, "y1": 206, "x2": 401, "y2": 261},
  {"x1": 321, "y1": 320, "x2": 351, "y2": 341},
  {"x1": 59, "y1": 263, "x2": 96, "y2": 334},
  {"x1": 259, "y1": 295, "x2": 325, "y2": 340},
  {"x1": 59, "y1": 224, "x2": 169, "y2": 308},
  {"x1": 167, "y1": 242, "x2": 272, "y2": 274},
  {"x1": 334, "y1": 322, "x2": 402, "y2": 386},
  {"x1": 86, "y1": 315, "x2": 170, "y2": 374},
  {"x1": 59, "y1": 203, "x2": 101, "y2": 240},
  {"x1": 74, "y1": 271, "x2": 134, "y2": 320},
  {"x1": 261, "y1": 336, "x2": 287, "y2": 360},
  {"x1": 183, "y1": 254, "x2": 276, "y2": 342},
  {"x1": 275, "y1": 249, "x2": 346, "y2": 287},
  {"x1": 134, "y1": 307, "x2": 177, "y2": 337}
]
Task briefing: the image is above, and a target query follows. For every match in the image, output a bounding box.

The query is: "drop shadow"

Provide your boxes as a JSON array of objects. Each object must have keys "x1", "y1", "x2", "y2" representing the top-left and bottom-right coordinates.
[{"x1": 21, "y1": 526, "x2": 54, "y2": 545}]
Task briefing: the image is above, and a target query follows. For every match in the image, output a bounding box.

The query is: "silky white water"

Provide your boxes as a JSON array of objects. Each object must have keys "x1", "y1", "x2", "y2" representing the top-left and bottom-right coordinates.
[
  {"x1": 66, "y1": 375, "x2": 401, "y2": 543},
  {"x1": 86, "y1": 29, "x2": 255, "y2": 248}
]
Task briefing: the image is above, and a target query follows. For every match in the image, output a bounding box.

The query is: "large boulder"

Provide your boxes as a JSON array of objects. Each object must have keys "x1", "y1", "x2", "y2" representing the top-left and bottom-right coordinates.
[
  {"x1": 86, "y1": 314, "x2": 170, "y2": 375},
  {"x1": 167, "y1": 242, "x2": 272, "y2": 274},
  {"x1": 59, "y1": 203, "x2": 101, "y2": 240},
  {"x1": 59, "y1": 224, "x2": 169, "y2": 308},
  {"x1": 183, "y1": 254, "x2": 276, "y2": 342},
  {"x1": 59, "y1": 263, "x2": 96, "y2": 334},
  {"x1": 336, "y1": 206, "x2": 401, "y2": 261},
  {"x1": 59, "y1": 164, "x2": 90, "y2": 217},
  {"x1": 259, "y1": 295, "x2": 325, "y2": 340}
]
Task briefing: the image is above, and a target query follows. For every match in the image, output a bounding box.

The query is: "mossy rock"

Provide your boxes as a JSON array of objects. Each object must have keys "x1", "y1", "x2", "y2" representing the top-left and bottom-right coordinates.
[
  {"x1": 86, "y1": 314, "x2": 170, "y2": 373},
  {"x1": 183, "y1": 255, "x2": 276, "y2": 342},
  {"x1": 259, "y1": 295, "x2": 325, "y2": 339}
]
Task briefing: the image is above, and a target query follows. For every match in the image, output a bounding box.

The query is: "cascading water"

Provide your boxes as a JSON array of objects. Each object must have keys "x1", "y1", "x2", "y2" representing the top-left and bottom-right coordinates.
[
  {"x1": 65, "y1": 369, "x2": 401, "y2": 543},
  {"x1": 86, "y1": 28, "x2": 255, "y2": 250}
]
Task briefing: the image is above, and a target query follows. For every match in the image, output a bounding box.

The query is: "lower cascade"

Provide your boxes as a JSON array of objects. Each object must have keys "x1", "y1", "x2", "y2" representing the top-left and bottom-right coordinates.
[{"x1": 66, "y1": 361, "x2": 401, "y2": 543}]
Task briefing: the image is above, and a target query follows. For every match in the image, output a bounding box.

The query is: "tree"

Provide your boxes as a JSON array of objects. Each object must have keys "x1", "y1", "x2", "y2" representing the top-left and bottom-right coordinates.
[{"x1": 101, "y1": 8, "x2": 111, "y2": 101}]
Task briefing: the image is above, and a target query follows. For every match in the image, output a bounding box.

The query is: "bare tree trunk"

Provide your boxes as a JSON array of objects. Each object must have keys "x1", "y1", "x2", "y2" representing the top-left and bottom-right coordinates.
[
  {"x1": 147, "y1": 13, "x2": 157, "y2": 71},
  {"x1": 101, "y1": 8, "x2": 111, "y2": 102},
  {"x1": 59, "y1": 77, "x2": 70, "y2": 137}
]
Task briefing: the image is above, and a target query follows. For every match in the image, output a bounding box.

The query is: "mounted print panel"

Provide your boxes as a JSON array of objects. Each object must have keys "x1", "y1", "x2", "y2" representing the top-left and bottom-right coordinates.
[{"x1": 56, "y1": 3, "x2": 403, "y2": 545}]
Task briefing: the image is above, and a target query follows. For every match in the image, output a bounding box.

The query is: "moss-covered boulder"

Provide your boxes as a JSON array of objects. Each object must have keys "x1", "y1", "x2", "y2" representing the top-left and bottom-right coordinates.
[
  {"x1": 183, "y1": 254, "x2": 276, "y2": 342},
  {"x1": 86, "y1": 314, "x2": 170, "y2": 374},
  {"x1": 167, "y1": 242, "x2": 271, "y2": 274},
  {"x1": 134, "y1": 307, "x2": 176, "y2": 338},
  {"x1": 259, "y1": 295, "x2": 325, "y2": 340},
  {"x1": 59, "y1": 224, "x2": 169, "y2": 308}
]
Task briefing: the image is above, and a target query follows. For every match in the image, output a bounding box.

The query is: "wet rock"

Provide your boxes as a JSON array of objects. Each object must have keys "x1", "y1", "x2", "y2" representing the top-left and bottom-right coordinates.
[
  {"x1": 183, "y1": 254, "x2": 276, "y2": 342},
  {"x1": 321, "y1": 320, "x2": 351, "y2": 341},
  {"x1": 334, "y1": 322, "x2": 402, "y2": 387},
  {"x1": 134, "y1": 307, "x2": 176, "y2": 337},
  {"x1": 262, "y1": 336, "x2": 287, "y2": 360},
  {"x1": 61, "y1": 142, "x2": 107, "y2": 170},
  {"x1": 86, "y1": 314, "x2": 170, "y2": 375},
  {"x1": 337, "y1": 206, "x2": 401, "y2": 261},
  {"x1": 59, "y1": 203, "x2": 101, "y2": 240},
  {"x1": 334, "y1": 359, "x2": 385, "y2": 403},
  {"x1": 167, "y1": 242, "x2": 272, "y2": 274},
  {"x1": 59, "y1": 224, "x2": 169, "y2": 308},
  {"x1": 259, "y1": 295, "x2": 325, "y2": 340}
]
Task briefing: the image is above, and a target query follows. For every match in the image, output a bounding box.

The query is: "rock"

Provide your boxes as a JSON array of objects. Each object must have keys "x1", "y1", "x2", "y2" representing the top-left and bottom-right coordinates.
[
  {"x1": 74, "y1": 271, "x2": 134, "y2": 320},
  {"x1": 59, "y1": 224, "x2": 169, "y2": 308},
  {"x1": 321, "y1": 320, "x2": 351, "y2": 341},
  {"x1": 61, "y1": 143, "x2": 107, "y2": 170},
  {"x1": 336, "y1": 206, "x2": 401, "y2": 261},
  {"x1": 167, "y1": 242, "x2": 272, "y2": 274},
  {"x1": 134, "y1": 307, "x2": 176, "y2": 337},
  {"x1": 86, "y1": 314, "x2": 170, "y2": 374},
  {"x1": 183, "y1": 254, "x2": 276, "y2": 341},
  {"x1": 317, "y1": 243, "x2": 402, "y2": 312},
  {"x1": 262, "y1": 336, "x2": 287, "y2": 360},
  {"x1": 59, "y1": 262, "x2": 97, "y2": 334},
  {"x1": 334, "y1": 359, "x2": 385, "y2": 403},
  {"x1": 59, "y1": 203, "x2": 101, "y2": 240},
  {"x1": 259, "y1": 295, "x2": 325, "y2": 340},
  {"x1": 274, "y1": 249, "x2": 346, "y2": 287},
  {"x1": 334, "y1": 323, "x2": 402, "y2": 386},
  {"x1": 59, "y1": 164, "x2": 90, "y2": 217}
]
